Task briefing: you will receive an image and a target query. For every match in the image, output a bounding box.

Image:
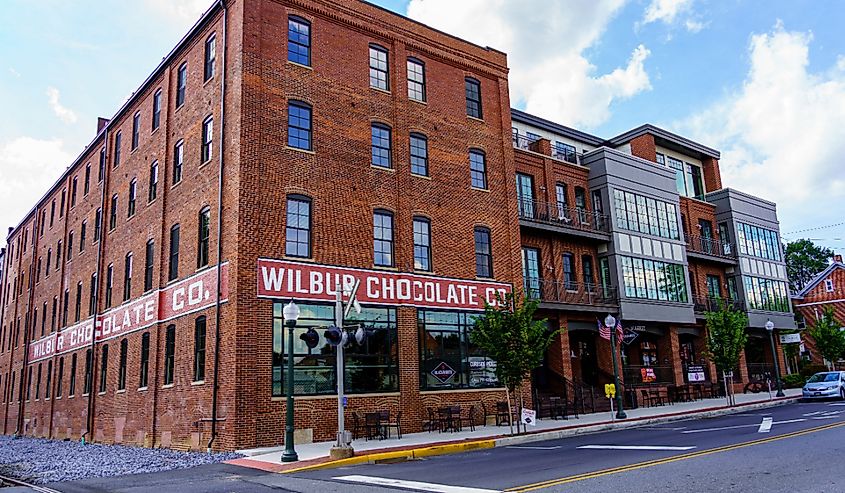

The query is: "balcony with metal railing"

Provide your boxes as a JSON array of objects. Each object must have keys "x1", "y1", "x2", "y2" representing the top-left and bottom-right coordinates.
[
  {"x1": 525, "y1": 279, "x2": 618, "y2": 312},
  {"x1": 685, "y1": 234, "x2": 737, "y2": 264},
  {"x1": 512, "y1": 132, "x2": 581, "y2": 165},
  {"x1": 692, "y1": 295, "x2": 744, "y2": 315},
  {"x1": 517, "y1": 198, "x2": 611, "y2": 241}
]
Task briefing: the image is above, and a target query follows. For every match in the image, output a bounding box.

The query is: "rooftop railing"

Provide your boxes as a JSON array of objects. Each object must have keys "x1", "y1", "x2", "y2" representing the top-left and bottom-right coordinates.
[{"x1": 685, "y1": 234, "x2": 736, "y2": 259}]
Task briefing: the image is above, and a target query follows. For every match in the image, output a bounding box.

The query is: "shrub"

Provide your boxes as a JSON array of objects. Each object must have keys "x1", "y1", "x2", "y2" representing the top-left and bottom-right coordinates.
[
  {"x1": 800, "y1": 364, "x2": 829, "y2": 379},
  {"x1": 782, "y1": 373, "x2": 805, "y2": 389}
]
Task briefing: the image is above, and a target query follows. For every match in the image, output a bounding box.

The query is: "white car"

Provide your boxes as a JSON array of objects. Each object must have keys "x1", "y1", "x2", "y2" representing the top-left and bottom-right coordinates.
[{"x1": 802, "y1": 371, "x2": 845, "y2": 400}]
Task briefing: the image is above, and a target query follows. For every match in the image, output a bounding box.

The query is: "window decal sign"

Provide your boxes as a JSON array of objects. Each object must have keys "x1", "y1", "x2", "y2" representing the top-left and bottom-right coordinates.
[
  {"x1": 28, "y1": 263, "x2": 229, "y2": 363},
  {"x1": 257, "y1": 258, "x2": 511, "y2": 310},
  {"x1": 431, "y1": 361, "x2": 457, "y2": 384}
]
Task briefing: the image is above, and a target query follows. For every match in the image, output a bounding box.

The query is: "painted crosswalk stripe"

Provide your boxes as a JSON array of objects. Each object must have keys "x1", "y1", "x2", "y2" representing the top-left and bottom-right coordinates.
[
  {"x1": 333, "y1": 475, "x2": 502, "y2": 493},
  {"x1": 576, "y1": 445, "x2": 696, "y2": 451},
  {"x1": 682, "y1": 418, "x2": 806, "y2": 434},
  {"x1": 758, "y1": 417, "x2": 773, "y2": 433}
]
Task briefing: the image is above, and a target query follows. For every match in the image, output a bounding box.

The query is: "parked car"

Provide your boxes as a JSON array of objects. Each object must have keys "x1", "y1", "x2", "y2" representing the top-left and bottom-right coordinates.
[{"x1": 802, "y1": 371, "x2": 845, "y2": 400}]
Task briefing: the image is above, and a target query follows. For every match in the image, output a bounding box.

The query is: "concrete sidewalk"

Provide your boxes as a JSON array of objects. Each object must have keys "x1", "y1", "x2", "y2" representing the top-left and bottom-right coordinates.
[{"x1": 228, "y1": 388, "x2": 802, "y2": 473}]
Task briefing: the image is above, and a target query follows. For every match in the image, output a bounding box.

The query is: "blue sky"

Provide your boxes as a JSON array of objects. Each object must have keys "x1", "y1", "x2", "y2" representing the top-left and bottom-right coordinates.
[{"x1": 1, "y1": 0, "x2": 844, "y2": 251}]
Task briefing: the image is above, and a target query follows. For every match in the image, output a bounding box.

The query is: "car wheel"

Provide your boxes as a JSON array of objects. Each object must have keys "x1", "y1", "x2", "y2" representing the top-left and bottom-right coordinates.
[{"x1": 840, "y1": 388, "x2": 845, "y2": 401}]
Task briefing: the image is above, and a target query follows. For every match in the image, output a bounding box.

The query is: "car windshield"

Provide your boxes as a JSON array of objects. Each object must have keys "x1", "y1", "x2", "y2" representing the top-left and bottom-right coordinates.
[{"x1": 807, "y1": 373, "x2": 840, "y2": 383}]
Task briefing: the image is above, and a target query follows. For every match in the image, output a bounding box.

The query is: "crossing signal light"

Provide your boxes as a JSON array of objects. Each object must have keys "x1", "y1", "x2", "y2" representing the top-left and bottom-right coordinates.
[
  {"x1": 324, "y1": 326, "x2": 347, "y2": 347},
  {"x1": 299, "y1": 328, "x2": 319, "y2": 349},
  {"x1": 354, "y1": 326, "x2": 368, "y2": 345}
]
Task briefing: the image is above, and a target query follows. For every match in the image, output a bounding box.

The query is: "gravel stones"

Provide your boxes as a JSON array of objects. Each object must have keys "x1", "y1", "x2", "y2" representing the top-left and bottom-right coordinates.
[{"x1": 0, "y1": 435, "x2": 242, "y2": 485}]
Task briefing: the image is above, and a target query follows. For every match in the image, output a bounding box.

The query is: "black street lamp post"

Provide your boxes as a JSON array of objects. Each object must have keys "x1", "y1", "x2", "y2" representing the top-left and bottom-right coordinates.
[
  {"x1": 281, "y1": 301, "x2": 300, "y2": 462},
  {"x1": 766, "y1": 319, "x2": 785, "y2": 397},
  {"x1": 605, "y1": 314, "x2": 627, "y2": 419}
]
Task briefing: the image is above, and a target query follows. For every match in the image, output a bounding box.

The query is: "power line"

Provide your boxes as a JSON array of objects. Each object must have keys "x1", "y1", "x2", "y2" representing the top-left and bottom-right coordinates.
[{"x1": 785, "y1": 222, "x2": 845, "y2": 236}]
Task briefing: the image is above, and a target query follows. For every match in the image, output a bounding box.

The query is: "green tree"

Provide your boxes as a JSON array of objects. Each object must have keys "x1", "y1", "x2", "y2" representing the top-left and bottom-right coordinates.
[
  {"x1": 705, "y1": 302, "x2": 749, "y2": 405},
  {"x1": 807, "y1": 307, "x2": 845, "y2": 370},
  {"x1": 471, "y1": 293, "x2": 556, "y2": 434},
  {"x1": 786, "y1": 239, "x2": 833, "y2": 292}
]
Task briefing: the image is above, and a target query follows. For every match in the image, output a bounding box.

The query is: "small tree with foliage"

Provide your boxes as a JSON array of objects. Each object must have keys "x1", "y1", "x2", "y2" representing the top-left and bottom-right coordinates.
[
  {"x1": 786, "y1": 239, "x2": 833, "y2": 292},
  {"x1": 808, "y1": 307, "x2": 845, "y2": 370},
  {"x1": 471, "y1": 293, "x2": 556, "y2": 434},
  {"x1": 705, "y1": 302, "x2": 749, "y2": 406}
]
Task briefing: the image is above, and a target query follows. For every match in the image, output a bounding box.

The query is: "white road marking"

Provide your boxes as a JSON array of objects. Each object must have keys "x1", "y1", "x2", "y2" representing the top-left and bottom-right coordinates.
[
  {"x1": 758, "y1": 417, "x2": 773, "y2": 433},
  {"x1": 828, "y1": 403, "x2": 845, "y2": 406},
  {"x1": 803, "y1": 411, "x2": 823, "y2": 416},
  {"x1": 334, "y1": 475, "x2": 502, "y2": 493},
  {"x1": 638, "y1": 426, "x2": 687, "y2": 431},
  {"x1": 506, "y1": 445, "x2": 562, "y2": 450},
  {"x1": 812, "y1": 416, "x2": 840, "y2": 420},
  {"x1": 682, "y1": 419, "x2": 806, "y2": 434},
  {"x1": 576, "y1": 445, "x2": 696, "y2": 451}
]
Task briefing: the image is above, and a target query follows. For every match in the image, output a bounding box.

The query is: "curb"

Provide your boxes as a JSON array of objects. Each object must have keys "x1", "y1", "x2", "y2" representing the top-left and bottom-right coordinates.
[{"x1": 276, "y1": 395, "x2": 800, "y2": 474}]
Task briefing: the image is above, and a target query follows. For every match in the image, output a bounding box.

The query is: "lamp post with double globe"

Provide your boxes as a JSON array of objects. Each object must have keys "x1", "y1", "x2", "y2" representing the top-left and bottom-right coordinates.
[
  {"x1": 605, "y1": 314, "x2": 627, "y2": 419},
  {"x1": 281, "y1": 301, "x2": 300, "y2": 462}
]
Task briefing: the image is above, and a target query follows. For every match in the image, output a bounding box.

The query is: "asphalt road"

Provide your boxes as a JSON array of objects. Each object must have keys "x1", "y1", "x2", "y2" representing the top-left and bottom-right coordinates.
[{"x1": 51, "y1": 399, "x2": 845, "y2": 493}]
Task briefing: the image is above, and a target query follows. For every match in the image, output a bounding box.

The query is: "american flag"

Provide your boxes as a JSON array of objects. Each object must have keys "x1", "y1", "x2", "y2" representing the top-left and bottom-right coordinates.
[{"x1": 598, "y1": 319, "x2": 624, "y2": 343}]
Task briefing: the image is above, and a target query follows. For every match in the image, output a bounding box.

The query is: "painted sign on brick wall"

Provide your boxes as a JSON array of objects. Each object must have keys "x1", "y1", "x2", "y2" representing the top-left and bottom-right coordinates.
[
  {"x1": 257, "y1": 259, "x2": 511, "y2": 310},
  {"x1": 28, "y1": 263, "x2": 229, "y2": 363}
]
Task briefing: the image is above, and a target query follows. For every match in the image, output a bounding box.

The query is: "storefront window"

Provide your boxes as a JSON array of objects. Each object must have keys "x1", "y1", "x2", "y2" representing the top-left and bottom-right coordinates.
[
  {"x1": 418, "y1": 310, "x2": 498, "y2": 390},
  {"x1": 272, "y1": 302, "x2": 398, "y2": 396}
]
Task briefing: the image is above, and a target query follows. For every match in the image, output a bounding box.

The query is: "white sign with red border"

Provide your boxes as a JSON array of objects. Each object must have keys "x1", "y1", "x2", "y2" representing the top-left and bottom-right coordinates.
[{"x1": 256, "y1": 259, "x2": 511, "y2": 310}]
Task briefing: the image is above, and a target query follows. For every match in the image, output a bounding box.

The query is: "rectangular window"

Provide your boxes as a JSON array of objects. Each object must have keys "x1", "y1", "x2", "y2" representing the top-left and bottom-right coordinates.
[
  {"x1": 152, "y1": 89, "x2": 162, "y2": 130},
  {"x1": 35, "y1": 364, "x2": 41, "y2": 400},
  {"x1": 465, "y1": 78, "x2": 482, "y2": 119},
  {"x1": 582, "y1": 255, "x2": 595, "y2": 288},
  {"x1": 144, "y1": 240, "x2": 154, "y2": 292},
  {"x1": 742, "y1": 275, "x2": 790, "y2": 312},
  {"x1": 109, "y1": 195, "x2": 118, "y2": 230},
  {"x1": 47, "y1": 361, "x2": 53, "y2": 399},
  {"x1": 79, "y1": 221, "x2": 86, "y2": 252},
  {"x1": 117, "y1": 339, "x2": 128, "y2": 391},
  {"x1": 469, "y1": 150, "x2": 487, "y2": 189},
  {"x1": 409, "y1": 133, "x2": 428, "y2": 176},
  {"x1": 164, "y1": 325, "x2": 176, "y2": 385},
  {"x1": 71, "y1": 177, "x2": 78, "y2": 207},
  {"x1": 89, "y1": 273, "x2": 97, "y2": 316},
  {"x1": 169, "y1": 225, "x2": 180, "y2": 281},
  {"x1": 522, "y1": 247, "x2": 541, "y2": 298},
  {"x1": 418, "y1": 309, "x2": 496, "y2": 391},
  {"x1": 474, "y1": 227, "x2": 493, "y2": 278},
  {"x1": 736, "y1": 222, "x2": 781, "y2": 261},
  {"x1": 706, "y1": 274, "x2": 721, "y2": 298},
  {"x1": 99, "y1": 345, "x2": 108, "y2": 393},
  {"x1": 62, "y1": 289, "x2": 69, "y2": 327},
  {"x1": 51, "y1": 297, "x2": 57, "y2": 332},
  {"x1": 149, "y1": 161, "x2": 158, "y2": 202},
  {"x1": 113, "y1": 131, "x2": 122, "y2": 167},
  {"x1": 194, "y1": 317, "x2": 206, "y2": 382},
  {"x1": 60, "y1": 189, "x2": 66, "y2": 216},
  {"x1": 371, "y1": 124, "x2": 392, "y2": 168},
  {"x1": 67, "y1": 232, "x2": 74, "y2": 261},
  {"x1": 557, "y1": 183, "x2": 569, "y2": 220},
  {"x1": 70, "y1": 353, "x2": 77, "y2": 396},
  {"x1": 562, "y1": 253, "x2": 576, "y2": 290},
  {"x1": 131, "y1": 112, "x2": 140, "y2": 150},
  {"x1": 98, "y1": 147, "x2": 106, "y2": 182},
  {"x1": 173, "y1": 140, "x2": 184, "y2": 184},
  {"x1": 287, "y1": 17, "x2": 311, "y2": 66},
  {"x1": 197, "y1": 208, "x2": 210, "y2": 268},
  {"x1": 139, "y1": 332, "x2": 150, "y2": 388},
  {"x1": 56, "y1": 358, "x2": 64, "y2": 398},
  {"x1": 84, "y1": 164, "x2": 91, "y2": 195},
  {"x1": 273, "y1": 302, "x2": 398, "y2": 395},
  {"x1": 105, "y1": 264, "x2": 113, "y2": 309},
  {"x1": 285, "y1": 196, "x2": 311, "y2": 258},
  {"x1": 204, "y1": 34, "x2": 216, "y2": 82},
  {"x1": 369, "y1": 45, "x2": 389, "y2": 91},
  {"x1": 201, "y1": 116, "x2": 213, "y2": 163},
  {"x1": 127, "y1": 179, "x2": 136, "y2": 217},
  {"x1": 613, "y1": 190, "x2": 680, "y2": 240},
  {"x1": 176, "y1": 63, "x2": 187, "y2": 108},
  {"x1": 516, "y1": 173, "x2": 534, "y2": 218},
  {"x1": 74, "y1": 281, "x2": 82, "y2": 322},
  {"x1": 94, "y1": 208, "x2": 102, "y2": 241},
  {"x1": 123, "y1": 253, "x2": 132, "y2": 301},
  {"x1": 287, "y1": 102, "x2": 312, "y2": 150},
  {"x1": 373, "y1": 210, "x2": 394, "y2": 267},
  {"x1": 407, "y1": 58, "x2": 426, "y2": 101},
  {"x1": 413, "y1": 217, "x2": 432, "y2": 271},
  {"x1": 50, "y1": 200, "x2": 55, "y2": 226},
  {"x1": 620, "y1": 255, "x2": 688, "y2": 302}
]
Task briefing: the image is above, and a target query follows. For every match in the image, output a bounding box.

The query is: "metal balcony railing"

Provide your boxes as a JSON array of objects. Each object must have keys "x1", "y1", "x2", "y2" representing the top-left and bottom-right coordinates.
[
  {"x1": 524, "y1": 279, "x2": 618, "y2": 306},
  {"x1": 685, "y1": 234, "x2": 736, "y2": 259},
  {"x1": 551, "y1": 146, "x2": 578, "y2": 165},
  {"x1": 692, "y1": 295, "x2": 744, "y2": 313},
  {"x1": 513, "y1": 133, "x2": 540, "y2": 151},
  {"x1": 517, "y1": 198, "x2": 610, "y2": 235}
]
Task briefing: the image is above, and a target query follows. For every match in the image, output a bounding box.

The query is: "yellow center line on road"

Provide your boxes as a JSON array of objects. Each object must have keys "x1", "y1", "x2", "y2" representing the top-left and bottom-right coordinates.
[{"x1": 506, "y1": 420, "x2": 845, "y2": 492}]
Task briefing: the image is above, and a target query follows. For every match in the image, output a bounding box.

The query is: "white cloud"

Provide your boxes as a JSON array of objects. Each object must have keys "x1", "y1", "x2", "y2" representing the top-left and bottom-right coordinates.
[
  {"x1": 406, "y1": 0, "x2": 651, "y2": 129},
  {"x1": 0, "y1": 137, "x2": 73, "y2": 230},
  {"x1": 142, "y1": 0, "x2": 210, "y2": 27},
  {"x1": 642, "y1": 0, "x2": 693, "y2": 25},
  {"x1": 46, "y1": 87, "x2": 78, "y2": 124},
  {"x1": 684, "y1": 19, "x2": 706, "y2": 33},
  {"x1": 9, "y1": 67, "x2": 20, "y2": 78},
  {"x1": 679, "y1": 22, "x2": 845, "y2": 235}
]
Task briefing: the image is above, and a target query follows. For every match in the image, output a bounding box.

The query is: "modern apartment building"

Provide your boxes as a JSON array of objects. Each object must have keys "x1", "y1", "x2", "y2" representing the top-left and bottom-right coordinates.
[
  {"x1": 511, "y1": 110, "x2": 795, "y2": 406},
  {"x1": 0, "y1": 0, "x2": 794, "y2": 452}
]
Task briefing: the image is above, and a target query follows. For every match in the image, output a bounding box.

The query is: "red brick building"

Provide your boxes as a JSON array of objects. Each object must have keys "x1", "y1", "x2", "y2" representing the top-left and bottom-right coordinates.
[
  {"x1": 791, "y1": 256, "x2": 845, "y2": 368},
  {"x1": 1, "y1": 0, "x2": 796, "y2": 452}
]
